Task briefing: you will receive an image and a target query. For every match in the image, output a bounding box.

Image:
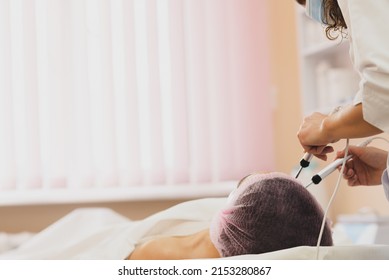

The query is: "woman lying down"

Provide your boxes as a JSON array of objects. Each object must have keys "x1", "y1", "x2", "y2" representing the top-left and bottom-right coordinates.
[
  {"x1": 0, "y1": 172, "x2": 332, "y2": 260},
  {"x1": 128, "y1": 172, "x2": 333, "y2": 259}
]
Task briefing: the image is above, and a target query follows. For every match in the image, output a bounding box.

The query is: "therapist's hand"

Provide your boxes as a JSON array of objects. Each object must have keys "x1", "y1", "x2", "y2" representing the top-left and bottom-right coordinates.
[
  {"x1": 336, "y1": 145, "x2": 388, "y2": 186},
  {"x1": 297, "y1": 112, "x2": 335, "y2": 160}
]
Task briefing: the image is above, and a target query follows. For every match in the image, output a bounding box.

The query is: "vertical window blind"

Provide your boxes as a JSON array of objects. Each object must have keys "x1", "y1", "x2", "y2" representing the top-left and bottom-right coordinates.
[{"x1": 0, "y1": 0, "x2": 275, "y2": 197}]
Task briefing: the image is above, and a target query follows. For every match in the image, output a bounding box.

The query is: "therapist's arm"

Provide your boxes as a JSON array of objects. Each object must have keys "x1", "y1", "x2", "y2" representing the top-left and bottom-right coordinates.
[
  {"x1": 321, "y1": 103, "x2": 382, "y2": 142},
  {"x1": 297, "y1": 103, "x2": 382, "y2": 159}
]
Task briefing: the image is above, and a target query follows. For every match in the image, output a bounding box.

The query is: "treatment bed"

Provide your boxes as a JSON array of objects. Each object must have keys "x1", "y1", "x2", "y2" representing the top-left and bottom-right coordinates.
[{"x1": 1, "y1": 198, "x2": 389, "y2": 260}]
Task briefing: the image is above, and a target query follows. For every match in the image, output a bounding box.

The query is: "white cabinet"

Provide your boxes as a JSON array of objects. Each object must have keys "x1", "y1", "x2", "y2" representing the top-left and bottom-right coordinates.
[{"x1": 295, "y1": 6, "x2": 359, "y2": 116}]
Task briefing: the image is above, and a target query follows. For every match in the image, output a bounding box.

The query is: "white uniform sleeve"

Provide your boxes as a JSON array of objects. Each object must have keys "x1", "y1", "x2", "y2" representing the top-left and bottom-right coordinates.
[{"x1": 343, "y1": 0, "x2": 389, "y2": 133}]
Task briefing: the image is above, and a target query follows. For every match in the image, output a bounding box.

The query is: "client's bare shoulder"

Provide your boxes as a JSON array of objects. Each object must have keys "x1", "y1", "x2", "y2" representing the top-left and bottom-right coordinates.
[
  {"x1": 127, "y1": 236, "x2": 176, "y2": 260},
  {"x1": 127, "y1": 229, "x2": 220, "y2": 260}
]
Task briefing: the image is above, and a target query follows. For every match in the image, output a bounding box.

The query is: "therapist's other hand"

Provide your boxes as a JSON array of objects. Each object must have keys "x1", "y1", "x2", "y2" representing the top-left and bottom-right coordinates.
[
  {"x1": 297, "y1": 112, "x2": 335, "y2": 160},
  {"x1": 336, "y1": 146, "x2": 388, "y2": 186}
]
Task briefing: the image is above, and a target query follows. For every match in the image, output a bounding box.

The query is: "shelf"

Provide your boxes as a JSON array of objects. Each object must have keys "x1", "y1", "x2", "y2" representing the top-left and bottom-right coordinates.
[{"x1": 0, "y1": 181, "x2": 236, "y2": 206}]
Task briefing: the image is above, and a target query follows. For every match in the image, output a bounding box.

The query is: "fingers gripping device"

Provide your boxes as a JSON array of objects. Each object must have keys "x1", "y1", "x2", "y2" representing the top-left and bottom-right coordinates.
[{"x1": 296, "y1": 138, "x2": 374, "y2": 188}]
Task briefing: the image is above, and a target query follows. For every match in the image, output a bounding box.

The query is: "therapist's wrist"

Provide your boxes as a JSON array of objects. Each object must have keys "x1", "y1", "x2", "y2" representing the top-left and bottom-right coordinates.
[
  {"x1": 320, "y1": 104, "x2": 368, "y2": 142},
  {"x1": 320, "y1": 114, "x2": 338, "y2": 144}
]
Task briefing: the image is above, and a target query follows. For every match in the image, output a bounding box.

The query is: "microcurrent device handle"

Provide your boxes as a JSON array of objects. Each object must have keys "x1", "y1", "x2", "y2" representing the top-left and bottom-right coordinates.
[
  {"x1": 300, "y1": 153, "x2": 313, "y2": 168},
  {"x1": 307, "y1": 138, "x2": 373, "y2": 187},
  {"x1": 310, "y1": 155, "x2": 352, "y2": 185},
  {"x1": 295, "y1": 153, "x2": 314, "y2": 178}
]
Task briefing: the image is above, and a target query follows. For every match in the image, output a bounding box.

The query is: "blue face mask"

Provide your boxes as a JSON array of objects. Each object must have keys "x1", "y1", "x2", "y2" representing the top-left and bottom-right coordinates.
[{"x1": 305, "y1": 0, "x2": 327, "y2": 24}]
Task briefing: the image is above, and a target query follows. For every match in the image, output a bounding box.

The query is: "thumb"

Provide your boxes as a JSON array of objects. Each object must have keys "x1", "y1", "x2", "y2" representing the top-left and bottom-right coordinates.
[
  {"x1": 336, "y1": 150, "x2": 344, "y2": 159},
  {"x1": 346, "y1": 145, "x2": 366, "y2": 157},
  {"x1": 336, "y1": 145, "x2": 361, "y2": 159}
]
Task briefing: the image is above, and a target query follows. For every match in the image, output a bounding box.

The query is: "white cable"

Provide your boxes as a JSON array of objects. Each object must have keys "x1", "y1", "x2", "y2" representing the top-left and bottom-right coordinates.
[
  {"x1": 314, "y1": 135, "x2": 389, "y2": 259},
  {"x1": 365, "y1": 136, "x2": 389, "y2": 145},
  {"x1": 315, "y1": 139, "x2": 349, "y2": 260}
]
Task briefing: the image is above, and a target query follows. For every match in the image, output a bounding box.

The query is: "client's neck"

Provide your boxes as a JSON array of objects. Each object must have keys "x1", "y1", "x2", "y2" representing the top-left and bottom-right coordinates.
[{"x1": 186, "y1": 229, "x2": 220, "y2": 259}]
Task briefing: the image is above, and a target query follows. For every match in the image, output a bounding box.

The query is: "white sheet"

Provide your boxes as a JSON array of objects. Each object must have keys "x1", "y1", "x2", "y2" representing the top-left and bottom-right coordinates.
[
  {"x1": 1, "y1": 198, "x2": 389, "y2": 260},
  {"x1": 0, "y1": 232, "x2": 34, "y2": 254},
  {"x1": 226, "y1": 245, "x2": 389, "y2": 260},
  {"x1": 0, "y1": 198, "x2": 225, "y2": 259}
]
